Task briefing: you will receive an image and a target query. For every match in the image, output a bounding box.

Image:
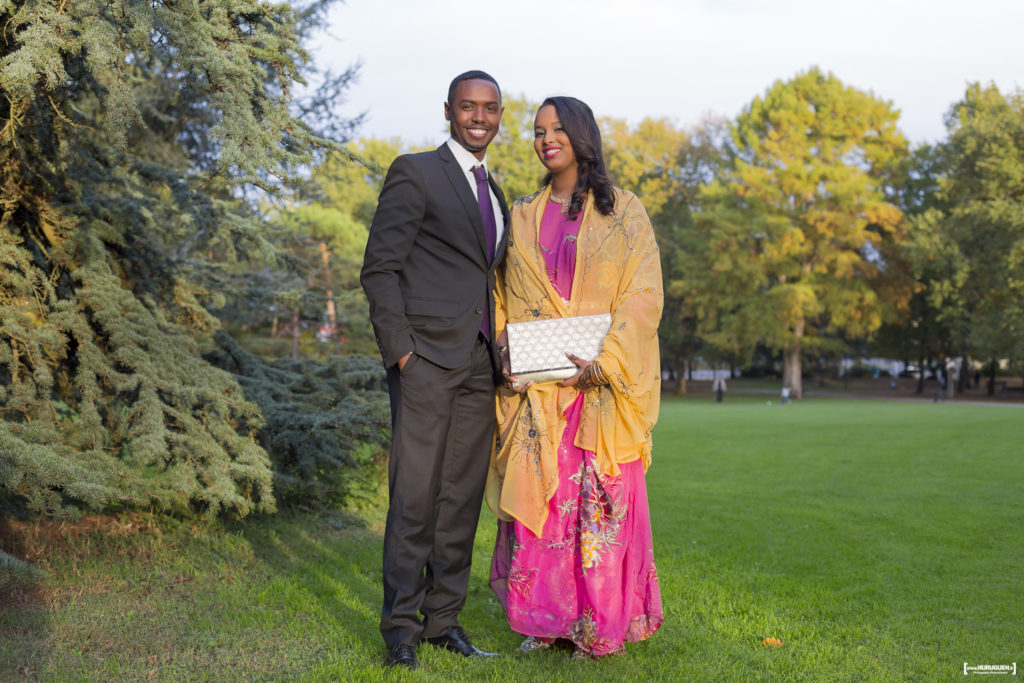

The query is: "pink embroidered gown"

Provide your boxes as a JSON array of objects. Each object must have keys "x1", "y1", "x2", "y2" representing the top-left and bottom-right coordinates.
[{"x1": 490, "y1": 198, "x2": 663, "y2": 656}]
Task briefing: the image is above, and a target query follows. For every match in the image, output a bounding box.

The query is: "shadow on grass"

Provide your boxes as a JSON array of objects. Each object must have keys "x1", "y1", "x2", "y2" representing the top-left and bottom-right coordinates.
[
  {"x1": 235, "y1": 510, "x2": 390, "y2": 672},
  {"x1": 1, "y1": 516, "x2": 61, "y2": 678},
  {"x1": 0, "y1": 583, "x2": 52, "y2": 679},
  {"x1": 2, "y1": 511, "x2": 383, "y2": 680}
]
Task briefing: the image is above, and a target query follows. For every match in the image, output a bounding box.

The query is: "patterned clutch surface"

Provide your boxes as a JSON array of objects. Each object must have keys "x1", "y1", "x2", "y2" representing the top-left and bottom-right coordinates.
[{"x1": 507, "y1": 313, "x2": 612, "y2": 386}]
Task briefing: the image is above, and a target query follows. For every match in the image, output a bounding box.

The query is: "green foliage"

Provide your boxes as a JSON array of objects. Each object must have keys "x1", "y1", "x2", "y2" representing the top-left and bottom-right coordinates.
[
  {"x1": 204, "y1": 332, "x2": 389, "y2": 508},
  {"x1": 604, "y1": 115, "x2": 729, "y2": 390},
  {"x1": 872, "y1": 144, "x2": 956, "y2": 383},
  {"x1": 219, "y1": 138, "x2": 407, "y2": 358},
  {"x1": 290, "y1": 138, "x2": 407, "y2": 355},
  {"x1": 0, "y1": 0, "x2": 379, "y2": 530},
  {"x1": 257, "y1": 201, "x2": 377, "y2": 356},
  {"x1": 0, "y1": 548, "x2": 42, "y2": 590},
  {"x1": 488, "y1": 95, "x2": 544, "y2": 201},
  {"x1": 685, "y1": 68, "x2": 913, "y2": 396},
  {"x1": 920, "y1": 84, "x2": 1024, "y2": 370},
  {"x1": 314, "y1": 138, "x2": 405, "y2": 226}
]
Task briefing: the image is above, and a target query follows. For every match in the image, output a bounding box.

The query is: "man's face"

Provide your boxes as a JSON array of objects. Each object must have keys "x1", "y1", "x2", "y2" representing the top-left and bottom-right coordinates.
[{"x1": 444, "y1": 79, "x2": 503, "y2": 160}]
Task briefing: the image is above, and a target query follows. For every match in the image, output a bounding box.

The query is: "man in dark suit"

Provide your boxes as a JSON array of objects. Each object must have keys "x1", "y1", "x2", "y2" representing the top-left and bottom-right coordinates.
[{"x1": 360, "y1": 70, "x2": 509, "y2": 670}]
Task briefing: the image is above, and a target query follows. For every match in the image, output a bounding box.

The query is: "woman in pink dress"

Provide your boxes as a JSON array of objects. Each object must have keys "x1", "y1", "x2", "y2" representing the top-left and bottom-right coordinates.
[{"x1": 486, "y1": 97, "x2": 664, "y2": 658}]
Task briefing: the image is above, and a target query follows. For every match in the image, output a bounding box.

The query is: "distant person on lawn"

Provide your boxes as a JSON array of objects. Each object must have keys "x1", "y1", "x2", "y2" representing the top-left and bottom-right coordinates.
[{"x1": 713, "y1": 373, "x2": 726, "y2": 402}]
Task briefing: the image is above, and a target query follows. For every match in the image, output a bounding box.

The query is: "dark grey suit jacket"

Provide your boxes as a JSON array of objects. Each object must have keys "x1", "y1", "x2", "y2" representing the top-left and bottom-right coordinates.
[{"x1": 360, "y1": 144, "x2": 510, "y2": 373}]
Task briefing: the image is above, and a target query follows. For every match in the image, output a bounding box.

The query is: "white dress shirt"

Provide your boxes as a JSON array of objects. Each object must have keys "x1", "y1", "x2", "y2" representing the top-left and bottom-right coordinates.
[{"x1": 445, "y1": 138, "x2": 505, "y2": 253}]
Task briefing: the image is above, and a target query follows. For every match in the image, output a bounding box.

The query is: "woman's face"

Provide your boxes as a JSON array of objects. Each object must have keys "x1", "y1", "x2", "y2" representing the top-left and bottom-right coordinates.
[{"x1": 534, "y1": 105, "x2": 577, "y2": 176}]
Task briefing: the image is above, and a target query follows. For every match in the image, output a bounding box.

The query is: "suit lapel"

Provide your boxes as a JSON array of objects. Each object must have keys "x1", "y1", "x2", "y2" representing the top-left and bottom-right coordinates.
[{"x1": 437, "y1": 144, "x2": 489, "y2": 263}]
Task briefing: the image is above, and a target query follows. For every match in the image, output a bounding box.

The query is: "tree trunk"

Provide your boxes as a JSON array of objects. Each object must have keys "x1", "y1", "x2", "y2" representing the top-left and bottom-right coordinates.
[
  {"x1": 987, "y1": 359, "x2": 997, "y2": 396},
  {"x1": 319, "y1": 241, "x2": 337, "y2": 341},
  {"x1": 291, "y1": 308, "x2": 300, "y2": 360},
  {"x1": 946, "y1": 360, "x2": 956, "y2": 400},
  {"x1": 784, "y1": 319, "x2": 804, "y2": 399},
  {"x1": 674, "y1": 356, "x2": 687, "y2": 396},
  {"x1": 957, "y1": 355, "x2": 969, "y2": 394},
  {"x1": 915, "y1": 354, "x2": 925, "y2": 394}
]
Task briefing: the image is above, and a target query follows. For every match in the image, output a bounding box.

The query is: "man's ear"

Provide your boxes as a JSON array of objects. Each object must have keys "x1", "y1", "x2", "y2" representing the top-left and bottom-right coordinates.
[{"x1": 444, "y1": 101, "x2": 451, "y2": 122}]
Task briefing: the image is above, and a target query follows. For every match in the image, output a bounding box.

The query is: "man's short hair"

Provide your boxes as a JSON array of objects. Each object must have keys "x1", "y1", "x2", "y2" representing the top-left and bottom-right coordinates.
[{"x1": 447, "y1": 70, "x2": 501, "y2": 105}]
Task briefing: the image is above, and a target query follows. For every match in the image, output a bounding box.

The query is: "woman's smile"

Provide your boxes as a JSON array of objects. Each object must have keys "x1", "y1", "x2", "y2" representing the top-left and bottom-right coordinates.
[{"x1": 534, "y1": 104, "x2": 577, "y2": 175}]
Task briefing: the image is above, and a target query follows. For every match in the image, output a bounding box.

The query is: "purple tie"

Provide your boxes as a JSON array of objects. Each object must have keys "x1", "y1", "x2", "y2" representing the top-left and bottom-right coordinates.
[{"x1": 472, "y1": 165, "x2": 497, "y2": 338}]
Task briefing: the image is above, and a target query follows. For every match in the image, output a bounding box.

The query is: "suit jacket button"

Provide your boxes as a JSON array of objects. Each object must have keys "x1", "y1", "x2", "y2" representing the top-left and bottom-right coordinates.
[{"x1": 475, "y1": 307, "x2": 483, "y2": 314}]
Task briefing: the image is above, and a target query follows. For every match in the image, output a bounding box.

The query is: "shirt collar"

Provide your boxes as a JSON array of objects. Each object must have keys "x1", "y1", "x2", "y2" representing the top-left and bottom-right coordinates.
[{"x1": 446, "y1": 137, "x2": 488, "y2": 173}]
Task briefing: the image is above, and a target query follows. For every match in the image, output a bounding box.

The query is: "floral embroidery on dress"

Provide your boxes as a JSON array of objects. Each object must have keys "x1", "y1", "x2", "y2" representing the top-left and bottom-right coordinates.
[
  {"x1": 578, "y1": 451, "x2": 626, "y2": 571},
  {"x1": 510, "y1": 401, "x2": 546, "y2": 477},
  {"x1": 569, "y1": 608, "x2": 599, "y2": 649},
  {"x1": 490, "y1": 395, "x2": 663, "y2": 658},
  {"x1": 508, "y1": 564, "x2": 535, "y2": 600}
]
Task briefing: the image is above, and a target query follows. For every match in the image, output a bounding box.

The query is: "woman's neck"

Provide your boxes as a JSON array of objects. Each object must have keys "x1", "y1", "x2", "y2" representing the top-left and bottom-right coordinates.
[{"x1": 549, "y1": 169, "x2": 577, "y2": 200}]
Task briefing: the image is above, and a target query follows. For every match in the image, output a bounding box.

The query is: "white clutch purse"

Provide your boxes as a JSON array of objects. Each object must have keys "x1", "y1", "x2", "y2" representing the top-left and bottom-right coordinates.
[{"x1": 506, "y1": 313, "x2": 612, "y2": 387}]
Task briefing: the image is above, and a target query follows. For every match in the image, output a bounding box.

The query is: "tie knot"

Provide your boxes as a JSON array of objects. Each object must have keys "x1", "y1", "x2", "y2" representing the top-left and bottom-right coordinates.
[{"x1": 472, "y1": 165, "x2": 487, "y2": 183}]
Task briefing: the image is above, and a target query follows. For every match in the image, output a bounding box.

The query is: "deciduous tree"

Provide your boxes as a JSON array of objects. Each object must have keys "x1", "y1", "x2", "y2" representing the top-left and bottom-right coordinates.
[
  {"x1": 604, "y1": 115, "x2": 728, "y2": 393},
  {"x1": 689, "y1": 68, "x2": 912, "y2": 397},
  {"x1": 917, "y1": 83, "x2": 1024, "y2": 393}
]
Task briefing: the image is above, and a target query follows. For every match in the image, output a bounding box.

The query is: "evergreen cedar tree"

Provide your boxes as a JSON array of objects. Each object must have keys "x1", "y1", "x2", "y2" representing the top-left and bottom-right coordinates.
[{"x1": 0, "y1": 0, "x2": 390, "y2": 588}]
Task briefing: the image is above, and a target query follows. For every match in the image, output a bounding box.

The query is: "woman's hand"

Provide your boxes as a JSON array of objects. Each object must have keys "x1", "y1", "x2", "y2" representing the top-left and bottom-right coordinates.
[
  {"x1": 498, "y1": 329, "x2": 531, "y2": 393},
  {"x1": 559, "y1": 353, "x2": 607, "y2": 392}
]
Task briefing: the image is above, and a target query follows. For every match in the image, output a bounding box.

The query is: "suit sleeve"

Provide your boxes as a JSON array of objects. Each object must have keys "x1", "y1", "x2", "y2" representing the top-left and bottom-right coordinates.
[{"x1": 360, "y1": 155, "x2": 426, "y2": 367}]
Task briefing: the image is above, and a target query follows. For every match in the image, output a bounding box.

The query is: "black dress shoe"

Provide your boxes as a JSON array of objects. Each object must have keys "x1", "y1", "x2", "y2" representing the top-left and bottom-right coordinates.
[
  {"x1": 425, "y1": 626, "x2": 501, "y2": 658},
  {"x1": 386, "y1": 643, "x2": 418, "y2": 670}
]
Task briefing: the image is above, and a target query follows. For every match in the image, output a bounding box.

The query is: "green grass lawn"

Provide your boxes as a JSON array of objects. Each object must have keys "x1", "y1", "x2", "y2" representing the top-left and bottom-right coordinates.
[{"x1": 3, "y1": 399, "x2": 1022, "y2": 681}]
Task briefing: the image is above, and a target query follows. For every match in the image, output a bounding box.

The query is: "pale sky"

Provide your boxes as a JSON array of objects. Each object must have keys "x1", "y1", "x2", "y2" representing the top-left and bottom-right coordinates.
[{"x1": 313, "y1": 0, "x2": 1024, "y2": 146}]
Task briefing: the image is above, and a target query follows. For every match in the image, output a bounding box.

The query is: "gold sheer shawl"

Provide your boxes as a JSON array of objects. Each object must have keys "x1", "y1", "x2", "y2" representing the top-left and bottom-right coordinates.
[{"x1": 485, "y1": 185, "x2": 664, "y2": 536}]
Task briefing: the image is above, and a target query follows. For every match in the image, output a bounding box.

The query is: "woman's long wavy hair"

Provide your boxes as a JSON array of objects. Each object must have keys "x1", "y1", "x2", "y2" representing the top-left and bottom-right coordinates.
[{"x1": 538, "y1": 96, "x2": 615, "y2": 220}]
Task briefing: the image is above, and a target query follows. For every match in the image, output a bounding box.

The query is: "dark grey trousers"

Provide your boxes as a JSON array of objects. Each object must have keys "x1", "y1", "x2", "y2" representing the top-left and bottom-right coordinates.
[{"x1": 380, "y1": 338, "x2": 496, "y2": 648}]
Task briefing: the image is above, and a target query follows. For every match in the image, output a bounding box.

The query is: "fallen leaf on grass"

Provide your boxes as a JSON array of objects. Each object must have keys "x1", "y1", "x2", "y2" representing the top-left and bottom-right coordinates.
[{"x1": 762, "y1": 637, "x2": 784, "y2": 647}]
